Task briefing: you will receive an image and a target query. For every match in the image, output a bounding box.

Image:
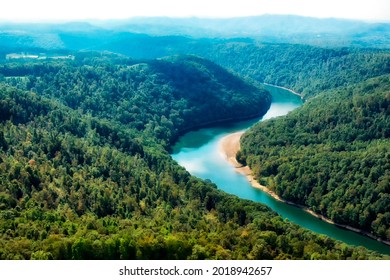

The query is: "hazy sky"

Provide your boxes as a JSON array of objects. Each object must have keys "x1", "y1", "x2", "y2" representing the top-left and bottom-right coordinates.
[{"x1": 1, "y1": 0, "x2": 390, "y2": 22}]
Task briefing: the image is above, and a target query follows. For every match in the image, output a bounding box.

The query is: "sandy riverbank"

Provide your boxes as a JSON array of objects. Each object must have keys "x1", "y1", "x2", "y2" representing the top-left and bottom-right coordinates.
[
  {"x1": 218, "y1": 132, "x2": 390, "y2": 246},
  {"x1": 219, "y1": 131, "x2": 286, "y2": 200}
]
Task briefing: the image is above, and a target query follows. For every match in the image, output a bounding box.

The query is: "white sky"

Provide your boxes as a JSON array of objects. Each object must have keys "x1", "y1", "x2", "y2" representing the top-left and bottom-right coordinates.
[{"x1": 1, "y1": 0, "x2": 390, "y2": 22}]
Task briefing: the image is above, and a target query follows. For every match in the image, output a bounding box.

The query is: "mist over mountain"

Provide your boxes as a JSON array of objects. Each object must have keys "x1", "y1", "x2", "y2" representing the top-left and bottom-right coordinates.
[
  {"x1": 1, "y1": 14, "x2": 390, "y2": 50},
  {"x1": 94, "y1": 15, "x2": 383, "y2": 36}
]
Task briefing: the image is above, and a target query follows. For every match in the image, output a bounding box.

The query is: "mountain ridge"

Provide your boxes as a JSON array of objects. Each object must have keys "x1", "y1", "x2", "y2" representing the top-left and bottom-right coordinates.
[{"x1": 1, "y1": 14, "x2": 390, "y2": 49}]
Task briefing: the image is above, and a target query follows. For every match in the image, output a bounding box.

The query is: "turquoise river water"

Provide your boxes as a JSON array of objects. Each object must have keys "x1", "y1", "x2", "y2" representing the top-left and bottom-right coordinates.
[{"x1": 171, "y1": 85, "x2": 390, "y2": 256}]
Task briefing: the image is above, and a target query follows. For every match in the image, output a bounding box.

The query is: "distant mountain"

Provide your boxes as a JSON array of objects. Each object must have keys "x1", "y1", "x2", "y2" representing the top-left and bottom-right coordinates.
[
  {"x1": 92, "y1": 15, "x2": 390, "y2": 47},
  {"x1": 95, "y1": 15, "x2": 370, "y2": 36},
  {"x1": 1, "y1": 15, "x2": 390, "y2": 50}
]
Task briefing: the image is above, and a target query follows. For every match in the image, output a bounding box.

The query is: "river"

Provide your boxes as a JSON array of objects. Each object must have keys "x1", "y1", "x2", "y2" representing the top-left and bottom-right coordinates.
[{"x1": 171, "y1": 84, "x2": 390, "y2": 256}]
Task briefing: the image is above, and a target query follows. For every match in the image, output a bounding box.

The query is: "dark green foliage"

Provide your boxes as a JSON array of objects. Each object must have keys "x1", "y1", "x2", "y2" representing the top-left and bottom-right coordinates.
[
  {"x1": 203, "y1": 44, "x2": 390, "y2": 99},
  {"x1": 241, "y1": 75, "x2": 390, "y2": 240},
  {"x1": 1, "y1": 54, "x2": 270, "y2": 147},
  {"x1": 0, "y1": 53, "x2": 384, "y2": 260},
  {"x1": 102, "y1": 40, "x2": 390, "y2": 99}
]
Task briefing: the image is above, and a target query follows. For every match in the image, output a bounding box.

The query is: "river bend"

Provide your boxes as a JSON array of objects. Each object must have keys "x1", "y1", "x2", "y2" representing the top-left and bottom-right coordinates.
[{"x1": 171, "y1": 85, "x2": 390, "y2": 256}]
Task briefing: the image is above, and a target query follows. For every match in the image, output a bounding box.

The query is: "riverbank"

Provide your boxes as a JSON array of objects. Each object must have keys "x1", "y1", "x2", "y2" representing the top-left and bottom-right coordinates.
[
  {"x1": 219, "y1": 132, "x2": 390, "y2": 247},
  {"x1": 263, "y1": 82, "x2": 303, "y2": 99}
]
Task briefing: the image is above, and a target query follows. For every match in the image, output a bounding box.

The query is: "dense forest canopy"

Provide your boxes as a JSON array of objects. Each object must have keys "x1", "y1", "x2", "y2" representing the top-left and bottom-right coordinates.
[
  {"x1": 1, "y1": 51, "x2": 379, "y2": 260},
  {"x1": 205, "y1": 44, "x2": 390, "y2": 98},
  {"x1": 0, "y1": 54, "x2": 270, "y2": 147},
  {"x1": 2, "y1": 18, "x2": 389, "y2": 100},
  {"x1": 240, "y1": 75, "x2": 390, "y2": 240},
  {"x1": 0, "y1": 51, "x2": 387, "y2": 260},
  {"x1": 1, "y1": 17, "x2": 390, "y2": 259},
  {"x1": 78, "y1": 39, "x2": 390, "y2": 99},
  {"x1": 3, "y1": 40, "x2": 390, "y2": 100}
]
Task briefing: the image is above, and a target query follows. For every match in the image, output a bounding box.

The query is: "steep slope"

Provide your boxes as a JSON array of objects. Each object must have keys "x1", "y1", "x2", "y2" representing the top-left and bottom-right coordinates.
[
  {"x1": 0, "y1": 54, "x2": 386, "y2": 259},
  {"x1": 203, "y1": 44, "x2": 390, "y2": 99},
  {"x1": 239, "y1": 75, "x2": 390, "y2": 241},
  {"x1": 3, "y1": 26, "x2": 390, "y2": 101},
  {"x1": 1, "y1": 53, "x2": 271, "y2": 146},
  {"x1": 96, "y1": 41, "x2": 390, "y2": 99}
]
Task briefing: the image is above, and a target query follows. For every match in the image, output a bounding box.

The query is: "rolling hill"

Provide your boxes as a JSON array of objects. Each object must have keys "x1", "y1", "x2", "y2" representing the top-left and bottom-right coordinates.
[{"x1": 0, "y1": 52, "x2": 385, "y2": 259}]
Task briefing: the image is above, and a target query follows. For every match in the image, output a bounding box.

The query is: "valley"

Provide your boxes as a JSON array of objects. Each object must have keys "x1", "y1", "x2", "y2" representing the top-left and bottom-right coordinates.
[{"x1": 0, "y1": 15, "x2": 389, "y2": 259}]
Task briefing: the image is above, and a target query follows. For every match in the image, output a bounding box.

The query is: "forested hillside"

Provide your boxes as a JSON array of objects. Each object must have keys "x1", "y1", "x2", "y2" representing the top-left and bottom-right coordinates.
[
  {"x1": 1, "y1": 54, "x2": 270, "y2": 146},
  {"x1": 0, "y1": 53, "x2": 385, "y2": 259},
  {"x1": 3, "y1": 24, "x2": 390, "y2": 101},
  {"x1": 239, "y1": 75, "x2": 390, "y2": 240},
  {"x1": 93, "y1": 40, "x2": 390, "y2": 99},
  {"x1": 201, "y1": 44, "x2": 390, "y2": 99}
]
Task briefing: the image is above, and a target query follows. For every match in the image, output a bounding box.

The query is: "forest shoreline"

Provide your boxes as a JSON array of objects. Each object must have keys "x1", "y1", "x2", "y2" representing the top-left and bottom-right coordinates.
[
  {"x1": 219, "y1": 132, "x2": 390, "y2": 247},
  {"x1": 263, "y1": 82, "x2": 303, "y2": 99}
]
